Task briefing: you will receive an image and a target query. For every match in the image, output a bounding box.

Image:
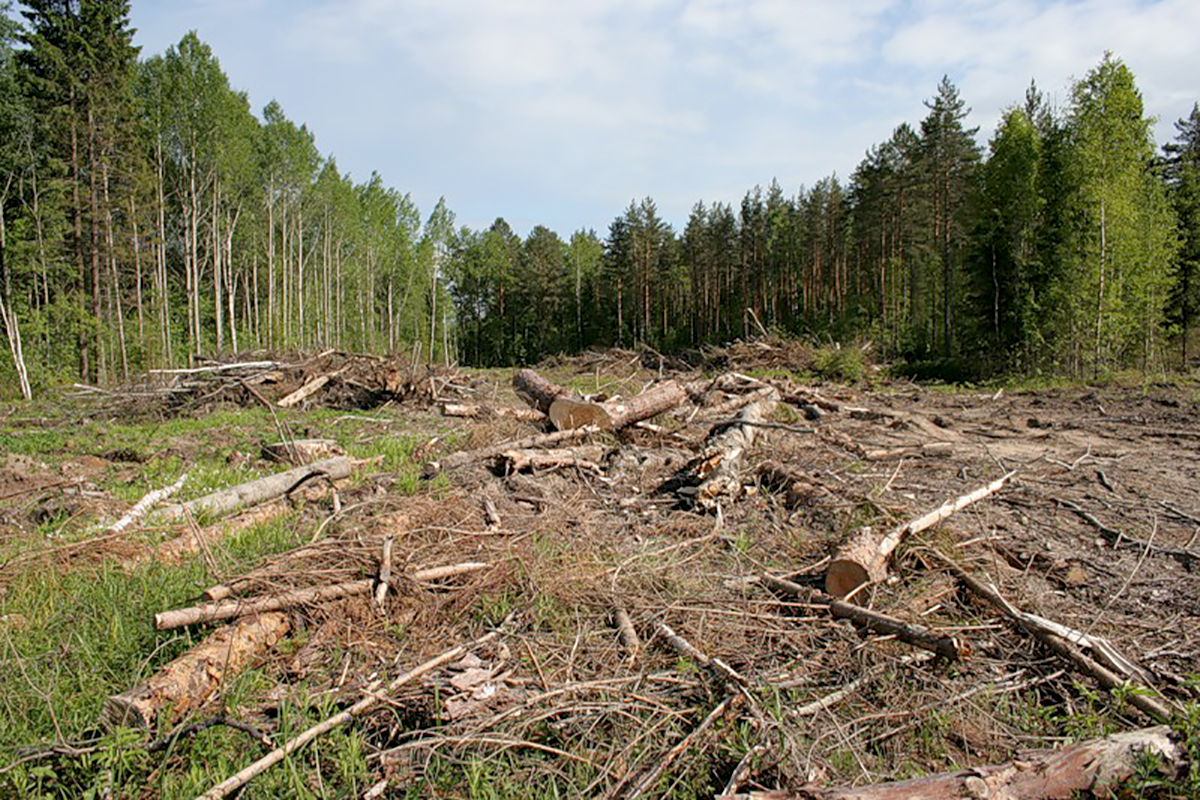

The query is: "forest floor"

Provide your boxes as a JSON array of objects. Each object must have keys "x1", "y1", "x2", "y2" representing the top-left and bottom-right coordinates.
[{"x1": 0, "y1": 343, "x2": 1198, "y2": 798}]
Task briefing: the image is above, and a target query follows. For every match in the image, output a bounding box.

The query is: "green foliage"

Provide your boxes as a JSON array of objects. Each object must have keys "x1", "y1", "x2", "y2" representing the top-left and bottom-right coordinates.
[{"x1": 811, "y1": 342, "x2": 868, "y2": 383}]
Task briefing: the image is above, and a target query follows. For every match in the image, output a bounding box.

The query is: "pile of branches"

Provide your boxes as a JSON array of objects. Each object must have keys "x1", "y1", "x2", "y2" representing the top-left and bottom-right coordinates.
[{"x1": 67, "y1": 350, "x2": 481, "y2": 417}]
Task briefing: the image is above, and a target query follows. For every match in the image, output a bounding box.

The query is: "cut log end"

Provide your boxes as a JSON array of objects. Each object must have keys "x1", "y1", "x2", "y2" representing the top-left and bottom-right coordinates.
[{"x1": 825, "y1": 527, "x2": 887, "y2": 599}]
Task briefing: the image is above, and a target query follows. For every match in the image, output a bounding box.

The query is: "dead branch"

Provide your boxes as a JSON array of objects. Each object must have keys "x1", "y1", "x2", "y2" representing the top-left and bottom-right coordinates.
[
  {"x1": 826, "y1": 471, "x2": 1014, "y2": 599},
  {"x1": 197, "y1": 626, "x2": 505, "y2": 800},
  {"x1": 374, "y1": 535, "x2": 394, "y2": 607},
  {"x1": 863, "y1": 443, "x2": 954, "y2": 460},
  {"x1": 613, "y1": 607, "x2": 641, "y2": 662},
  {"x1": 103, "y1": 613, "x2": 289, "y2": 730},
  {"x1": 945, "y1": 561, "x2": 1175, "y2": 722},
  {"x1": 1056, "y1": 497, "x2": 1199, "y2": 569},
  {"x1": 762, "y1": 574, "x2": 960, "y2": 661},
  {"x1": 499, "y1": 446, "x2": 607, "y2": 474},
  {"x1": 656, "y1": 623, "x2": 746, "y2": 684},
  {"x1": 727, "y1": 725, "x2": 1181, "y2": 799},
  {"x1": 623, "y1": 693, "x2": 739, "y2": 799},
  {"x1": 154, "y1": 562, "x2": 490, "y2": 630}
]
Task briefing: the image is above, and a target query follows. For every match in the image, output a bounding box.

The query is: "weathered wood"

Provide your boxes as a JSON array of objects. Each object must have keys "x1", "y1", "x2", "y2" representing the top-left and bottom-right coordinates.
[
  {"x1": 261, "y1": 439, "x2": 344, "y2": 465},
  {"x1": 864, "y1": 442, "x2": 954, "y2": 460},
  {"x1": 826, "y1": 472, "x2": 1014, "y2": 599},
  {"x1": 103, "y1": 613, "x2": 289, "y2": 730},
  {"x1": 277, "y1": 374, "x2": 331, "y2": 408},
  {"x1": 155, "y1": 562, "x2": 490, "y2": 630},
  {"x1": 683, "y1": 389, "x2": 779, "y2": 510},
  {"x1": 613, "y1": 607, "x2": 641, "y2": 662},
  {"x1": 498, "y1": 445, "x2": 608, "y2": 473},
  {"x1": 726, "y1": 726, "x2": 1181, "y2": 799},
  {"x1": 763, "y1": 574, "x2": 960, "y2": 661},
  {"x1": 156, "y1": 456, "x2": 354, "y2": 523}
]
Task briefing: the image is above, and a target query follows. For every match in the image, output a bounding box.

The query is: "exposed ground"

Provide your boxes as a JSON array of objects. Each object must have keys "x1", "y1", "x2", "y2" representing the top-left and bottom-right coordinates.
[{"x1": 0, "y1": 343, "x2": 1198, "y2": 798}]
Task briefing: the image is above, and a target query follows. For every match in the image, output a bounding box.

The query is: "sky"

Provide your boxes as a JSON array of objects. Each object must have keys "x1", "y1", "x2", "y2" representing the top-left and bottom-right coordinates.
[{"x1": 127, "y1": 0, "x2": 1200, "y2": 237}]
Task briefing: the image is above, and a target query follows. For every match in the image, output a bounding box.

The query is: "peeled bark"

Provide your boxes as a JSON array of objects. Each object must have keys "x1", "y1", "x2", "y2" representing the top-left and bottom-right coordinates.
[
  {"x1": 682, "y1": 389, "x2": 779, "y2": 510},
  {"x1": 103, "y1": 612, "x2": 289, "y2": 730}
]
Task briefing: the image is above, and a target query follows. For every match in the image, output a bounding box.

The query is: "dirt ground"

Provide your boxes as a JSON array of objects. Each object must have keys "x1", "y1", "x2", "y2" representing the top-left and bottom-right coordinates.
[{"x1": 2, "y1": 347, "x2": 1198, "y2": 797}]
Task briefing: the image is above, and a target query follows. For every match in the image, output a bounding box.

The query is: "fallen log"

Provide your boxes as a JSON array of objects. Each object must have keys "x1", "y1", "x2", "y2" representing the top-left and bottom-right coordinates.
[
  {"x1": 726, "y1": 725, "x2": 1181, "y2": 799},
  {"x1": 762, "y1": 574, "x2": 960, "y2": 661},
  {"x1": 682, "y1": 389, "x2": 779, "y2": 510},
  {"x1": 602, "y1": 379, "x2": 687, "y2": 429},
  {"x1": 863, "y1": 442, "x2": 954, "y2": 460},
  {"x1": 440, "y1": 402, "x2": 545, "y2": 422},
  {"x1": 499, "y1": 447, "x2": 606, "y2": 473},
  {"x1": 277, "y1": 374, "x2": 332, "y2": 408},
  {"x1": 103, "y1": 612, "x2": 289, "y2": 730},
  {"x1": 512, "y1": 368, "x2": 571, "y2": 412},
  {"x1": 106, "y1": 473, "x2": 188, "y2": 534},
  {"x1": 825, "y1": 471, "x2": 1014, "y2": 599},
  {"x1": 155, "y1": 562, "x2": 490, "y2": 630},
  {"x1": 156, "y1": 456, "x2": 354, "y2": 523},
  {"x1": 134, "y1": 499, "x2": 291, "y2": 569}
]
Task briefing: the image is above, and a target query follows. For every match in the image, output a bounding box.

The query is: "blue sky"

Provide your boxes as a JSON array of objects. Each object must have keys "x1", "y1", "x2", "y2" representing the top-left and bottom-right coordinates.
[{"x1": 128, "y1": 0, "x2": 1200, "y2": 237}]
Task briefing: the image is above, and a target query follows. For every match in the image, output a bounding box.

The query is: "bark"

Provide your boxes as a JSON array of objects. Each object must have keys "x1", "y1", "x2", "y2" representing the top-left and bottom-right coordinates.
[
  {"x1": 513, "y1": 368, "x2": 570, "y2": 412},
  {"x1": 103, "y1": 612, "x2": 289, "y2": 730},
  {"x1": 826, "y1": 472, "x2": 1013, "y2": 599},
  {"x1": 499, "y1": 446, "x2": 608, "y2": 473},
  {"x1": 425, "y1": 427, "x2": 598, "y2": 476},
  {"x1": 728, "y1": 726, "x2": 1181, "y2": 800},
  {"x1": 155, "y1": 456, "x2": 354, "y2": 523},
  {"x1": 602, "y1": 379, "x2": 687, "y2": 428},
  {"x1": 756, "y1": 460, "x2": 824, "y2": 508}
]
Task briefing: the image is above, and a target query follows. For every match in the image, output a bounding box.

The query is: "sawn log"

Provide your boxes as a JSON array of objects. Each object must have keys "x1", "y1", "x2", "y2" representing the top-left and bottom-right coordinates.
[{"x1": 156, "y1": 456, "x2": 354, "y2": 523}]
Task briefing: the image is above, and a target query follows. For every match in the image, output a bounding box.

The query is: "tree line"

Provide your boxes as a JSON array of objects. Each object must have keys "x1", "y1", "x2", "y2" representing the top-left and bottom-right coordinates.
[{"x1": 1, "y1": 3, "x2": 1198, "y2": 399}]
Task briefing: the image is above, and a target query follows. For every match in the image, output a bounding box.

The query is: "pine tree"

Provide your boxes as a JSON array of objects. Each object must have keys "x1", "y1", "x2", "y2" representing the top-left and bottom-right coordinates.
[{"x1": 1163, "y1": 103, "x2": 1200, "y2": 364}]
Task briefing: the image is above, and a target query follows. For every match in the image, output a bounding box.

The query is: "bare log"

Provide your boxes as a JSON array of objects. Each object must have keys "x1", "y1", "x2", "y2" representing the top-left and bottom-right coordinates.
[
  {"x1": 155, "y1": 562, "x2": 490, "y2": 630},
  {"x1": 198, "y1": 627, "x2": 504, "y2": 800},
  {"x1": 613, "y1": 607, "x2": 641, "y2": 662},
  {"x1": 603, "y1": 379, "x2": 687, "y2": 429},
  {"x1": 512, "y1": 368, "x2": 571, "y2": 412},
  {"x1": 277, "y1": 374, "x2": 331, "y2": 408},
  {"x1": 763, "y1": 574, "x2": 960, "y2": 661},
  {"x1": 156, "y1": 456, "x2": 354, "y2": 523},
  {"x1": 726, "y1": 726, "x2": 1181, "y2": 799},
  {"x1": 682, "y1": 389, "x2": 780, "y2": 510},
  {"x1": 697, "y1": 385, "x2": 778, "y2": 422},
  {"x1": 103, "y1": 613, "x2": 289, "y2": 730},
  {"x1": 826, "y1": 472, "x2": 1014, "y2": 599}
]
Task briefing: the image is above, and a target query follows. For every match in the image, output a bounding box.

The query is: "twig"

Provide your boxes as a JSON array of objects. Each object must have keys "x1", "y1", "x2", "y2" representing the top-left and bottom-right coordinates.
[
  {"x1": 146, "y1": 715, "x2": 271, "y2": 753},
  {"x1": 623, "y1": 694, "x2": 739, "y2": 799},
  {"x1": 1056, "y1": 497, "x2": 1199, "y2": 568}
]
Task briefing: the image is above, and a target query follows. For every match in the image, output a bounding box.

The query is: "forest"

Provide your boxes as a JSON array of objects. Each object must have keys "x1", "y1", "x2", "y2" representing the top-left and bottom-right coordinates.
[{"x1": 1, "y1": 1, "x2": 1199, "y2": 400}]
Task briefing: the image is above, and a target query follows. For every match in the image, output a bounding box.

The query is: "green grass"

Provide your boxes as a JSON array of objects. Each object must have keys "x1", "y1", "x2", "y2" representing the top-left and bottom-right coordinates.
[{"x1": 0, "y1": 397, "x2": 448, "y2": 797}]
